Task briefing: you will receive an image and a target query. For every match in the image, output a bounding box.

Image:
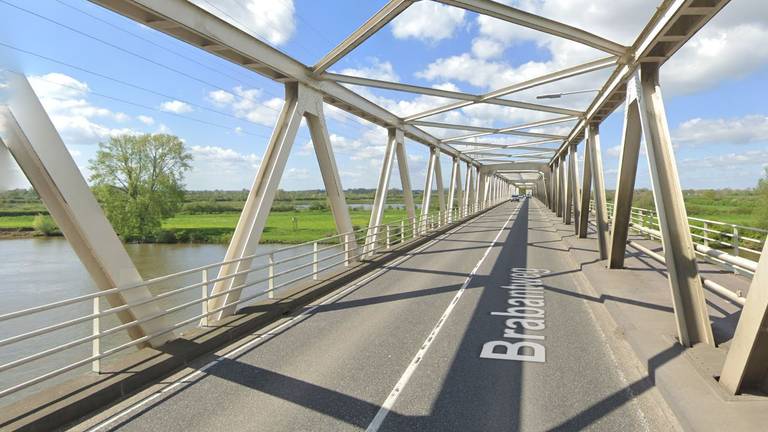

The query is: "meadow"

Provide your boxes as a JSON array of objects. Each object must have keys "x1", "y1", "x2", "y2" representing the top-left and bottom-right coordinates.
[{"x1": 1, "y1": 188, "x2": 765, "y2": 244}]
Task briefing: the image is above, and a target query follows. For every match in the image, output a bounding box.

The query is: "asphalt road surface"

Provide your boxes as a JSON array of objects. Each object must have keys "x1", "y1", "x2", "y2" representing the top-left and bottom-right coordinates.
[{"x1": 72, "y1": 199, "x2": 675, "y2": 432}]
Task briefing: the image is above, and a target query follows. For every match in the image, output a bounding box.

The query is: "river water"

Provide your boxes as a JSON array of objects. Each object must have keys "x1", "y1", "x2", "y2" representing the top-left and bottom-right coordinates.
[{"x1": 0, "y1": 238, "x2": 345, "y2": 404}]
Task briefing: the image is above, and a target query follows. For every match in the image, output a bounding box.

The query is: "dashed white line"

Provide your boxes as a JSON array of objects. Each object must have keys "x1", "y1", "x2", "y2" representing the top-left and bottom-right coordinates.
[
  {"x1": 365, "y1": 206, "x2": 518, "y2": 432},
  {"x1": 82, "y1": 206, "x2": 506, "y2": 432}
]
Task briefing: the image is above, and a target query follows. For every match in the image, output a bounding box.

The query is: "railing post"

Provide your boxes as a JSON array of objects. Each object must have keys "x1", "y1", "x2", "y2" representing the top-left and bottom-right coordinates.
[
  {"x1": 401, "y1": 219, "x2": 405, "y2": 243},
  {"x1": 703, "y1": 221, "x2": 709, "y2": 247},
  {"x1": 201, "y1": 269, "x2": 209, "y2": 326},
  {"x1": 386, "y1": 225, "x2": 391, "y2": 249},
  {"x1": 268, "y1": 253, "x2": 275, "y2": 298},
  {"x1": 344, "y1": 233, "x2": 351, "y2": 266},
  {"x1": 92, "y1": 297, "x2": 100, "y2": 373},
  {"x1": 732, "y1": 226, "x2": 740, "y2": 257},
  {"x1": 313, "y1": 242, "x2": 318, "y2": 280}
]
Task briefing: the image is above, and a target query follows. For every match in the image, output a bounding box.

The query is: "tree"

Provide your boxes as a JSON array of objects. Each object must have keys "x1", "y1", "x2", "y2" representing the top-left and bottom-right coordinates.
[{"x1": 89, "y1": 134, "x2": 192, "y2": 241}]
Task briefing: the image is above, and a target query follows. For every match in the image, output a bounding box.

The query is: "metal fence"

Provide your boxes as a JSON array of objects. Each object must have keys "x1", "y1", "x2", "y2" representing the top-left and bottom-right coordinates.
[{"x1": 0, "y1": 199, "x2": 502, "y2": 402}]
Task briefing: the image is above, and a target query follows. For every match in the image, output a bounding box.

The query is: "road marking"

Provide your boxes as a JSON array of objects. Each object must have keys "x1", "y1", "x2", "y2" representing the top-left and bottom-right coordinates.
[
  {"x1": 365, "y1": 206, "x2": 518, "y2": 432},
  {"x1": 82, "y1": 207, "x2": 505, "y2": 432},
  {"x1": 480, "y1": 267, "x2": 550, "y2": 363}
]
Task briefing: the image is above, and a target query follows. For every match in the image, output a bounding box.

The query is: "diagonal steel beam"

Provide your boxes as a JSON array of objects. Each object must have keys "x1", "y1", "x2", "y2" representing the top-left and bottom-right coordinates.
[
  {"x1": 313, "y1": 0, "x2": 414, "y2": 74},
  {"x1": 323, "y1": 72, "x2": 583, "y2": 117},
  {"x1": 88, "y1": 0, "x2": 470, "y2": 164},
  {"x1": 404, "y1": 56, "x2": 618, "y2": 122},
  {"x1": 435, "y1": 0, "x2": 627, "y2": 55},
  {"x1": 551, "y1": 0, "x2": 731, "y2": 163}
]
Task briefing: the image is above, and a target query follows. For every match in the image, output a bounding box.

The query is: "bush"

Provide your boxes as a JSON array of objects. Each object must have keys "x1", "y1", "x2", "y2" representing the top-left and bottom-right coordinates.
[
  {"x1": 156, "y1": 230, "x2": 178, "y2": 243},
  {"x1": 308, "y1": 202, "x2": 328, "y2": 211},
  {"x1": 32, "y1": 214, "x2": 58, "y2": 236}
]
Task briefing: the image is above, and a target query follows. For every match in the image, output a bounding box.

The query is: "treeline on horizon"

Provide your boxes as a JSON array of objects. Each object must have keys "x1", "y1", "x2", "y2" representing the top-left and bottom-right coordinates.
[{"x1": 1, "y1": 187, "x2": 766, "y2": 227}]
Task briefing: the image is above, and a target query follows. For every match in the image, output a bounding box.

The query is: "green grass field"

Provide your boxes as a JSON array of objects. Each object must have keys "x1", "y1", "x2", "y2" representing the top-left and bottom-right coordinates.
[
  {"x1": 161, "y1": 209, "x2": 410, "y2": 244},
  {"x1": 2, "y1": 187, "x2": 766, "y2": 243},
  {"x1": 0, "y1": 209, "x2": 413, "y2": 244}
]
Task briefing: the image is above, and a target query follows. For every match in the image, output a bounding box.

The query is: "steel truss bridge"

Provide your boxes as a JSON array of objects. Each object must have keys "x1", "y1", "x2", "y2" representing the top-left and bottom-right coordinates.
[{"x1": 2, "y1": 0, "x2": 768, "y2": 431}]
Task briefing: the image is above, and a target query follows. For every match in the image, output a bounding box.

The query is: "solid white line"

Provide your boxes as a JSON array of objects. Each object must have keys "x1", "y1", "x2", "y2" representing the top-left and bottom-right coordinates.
[
  {"x1": 83, "y1": 208, "x2": 502, "y2": 432},
  {"x1": 365, "y1": 207, "x2": 518, "y2": 432}
]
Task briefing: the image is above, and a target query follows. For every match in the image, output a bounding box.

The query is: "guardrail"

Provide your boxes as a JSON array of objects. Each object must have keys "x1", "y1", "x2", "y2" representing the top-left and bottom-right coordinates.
[
  {"x1": 596, "y1": 201, "x2": 765, "y2": 273},
  {"x1": 582, "y1": 200, "x2": 763, "y2": 305},
  {"x1": 0, "y1": 198, "x2": 506, "y2": 402}
]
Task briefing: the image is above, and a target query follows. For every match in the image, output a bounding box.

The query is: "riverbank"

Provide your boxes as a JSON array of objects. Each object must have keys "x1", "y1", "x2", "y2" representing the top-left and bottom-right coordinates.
[{"x1": 0, "y1": 208, "x2": 411, "y2": 244}]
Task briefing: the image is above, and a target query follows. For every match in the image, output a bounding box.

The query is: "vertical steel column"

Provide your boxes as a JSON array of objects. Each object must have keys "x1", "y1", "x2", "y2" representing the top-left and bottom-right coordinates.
[
  {"x1": 554, "y1": 160, "x2": 561, "y2": 215},
  {"x1": 557, "y1": 156, "x2": 566, "y2": 218},
  {"x1": 421, "y1": 146, "x2": 438, "y2": 224},
  {"x1": 211, "y1": 82, "x2": 356, "y2": 318},
  {"x1": 464, "y1": 162, "x2": 474, "y2": 214},
  {"x1": 434, "y1": 150, "x2": 446, "y2": 214},
  {"x1": 608, "y1": 93, "x2": 643, "y2": 268},
  {"x1": 563, "y1": 153, "x2": 575, "y2": 225},
  {"x1": 365, "y1": 128, "x2": 398, "y2": 254},
  {"x1": 474, "y1": 165, "x2": 481, "y2": 211},
  {"x1": 720, "y1": 241, "x2": 768, "y2": 394},
  {"x1": 0, "y1": 74, "x2": 171, "y2": 346},
  {"x1": 394, "y1": 131, "x2": 416, "y2": 220},
  {"x1": 588, "y1": 123, "x2": 610, "y2": 260},
  {"x1": 578, "y1": 139, "x2": 593, "y2": 238},
  {"x1": 636, "y1": 64, "x2": 713, "y2": 346},
  {"x1": 447, "y1": 157, "x2": 458, "y2": 215},
  {"x1": 305, "y1": 100, "x2": 356, "y2": 259},
  {"x1": 569, "y1": 144, "x2": 581, "y2": 233}
]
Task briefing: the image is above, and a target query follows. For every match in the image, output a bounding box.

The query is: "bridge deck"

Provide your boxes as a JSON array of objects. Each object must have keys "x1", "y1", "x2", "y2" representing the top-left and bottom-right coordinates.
[{"x1": 73, "y1": 199, "x2": 678, "y2": 431}]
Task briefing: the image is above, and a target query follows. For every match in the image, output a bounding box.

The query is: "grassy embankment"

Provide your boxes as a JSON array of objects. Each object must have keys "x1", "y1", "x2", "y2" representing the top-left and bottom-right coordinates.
[
  {"x1": 0, "y1": 189, "x2": 422, "y2": 244},
  {"x1": 2, "y1": 188, "x2": 765, "y2": 244}
]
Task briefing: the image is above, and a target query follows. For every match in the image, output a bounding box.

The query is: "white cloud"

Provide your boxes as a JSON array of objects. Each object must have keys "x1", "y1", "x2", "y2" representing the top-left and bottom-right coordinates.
[
  {"x1": 391, "y1": 1, "x2": 466, "y2": 42},
  {"x1": 29, "y1": 73, "x2": 139, "y2": 145},
  {"x1": 159, "y1": 100, "x2": 192, "y2": 114},
  {"x1": 186, "y1": 145, "x2": 261, "y2": 189},
  {"x1": 339, "y1": 58, "x2": 399, "y2": 81},
  {"x1": 192, "y1": 0, "x2": 295, "y2": 46},
  {"x1": 417, "y1": 0, "x2": 768, "y2": 99},
  {"x1": 137, "y1": 115, "x2": 155, "y2": 125},
  {"x1": 208, "y1": 89, "x2": 236, "y2": 105},
  {"x1": 471, "y1": 38, "x2": 505, "y2": 59},
  {"x1": 673, "y1": 115, "x2": 768, "y2": 146},
  {"x1": 207, "y1": 86, "x2": 283, "y2": 126}
]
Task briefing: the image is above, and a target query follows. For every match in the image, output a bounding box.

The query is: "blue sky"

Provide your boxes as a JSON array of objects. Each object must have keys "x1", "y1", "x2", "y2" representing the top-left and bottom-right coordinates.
[{"x1": 1, "y1": 0, "x2": 767, "y2": 191}]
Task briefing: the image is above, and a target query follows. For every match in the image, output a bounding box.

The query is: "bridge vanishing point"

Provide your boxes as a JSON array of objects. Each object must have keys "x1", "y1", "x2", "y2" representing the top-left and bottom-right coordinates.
[{"x1": 1, "y1": 0, "x2": 768, "y2": 431}]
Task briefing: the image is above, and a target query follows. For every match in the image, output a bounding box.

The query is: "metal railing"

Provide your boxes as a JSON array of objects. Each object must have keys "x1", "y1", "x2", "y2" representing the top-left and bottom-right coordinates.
[
  {"x1": 580, "y1": 200, "x2": 763, "y2": 305},
  {"x1": 596, "y1": 201, "x2": 765, "y2": 273},
  {"x1": 0, "y1": 198, "x2": 505, "y2": 401}
]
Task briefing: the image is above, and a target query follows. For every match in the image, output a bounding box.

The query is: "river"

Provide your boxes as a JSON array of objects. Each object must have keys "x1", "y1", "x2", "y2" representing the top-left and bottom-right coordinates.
[{"x1": 0, "y1": 237, "x2": 345, "y2": 404}]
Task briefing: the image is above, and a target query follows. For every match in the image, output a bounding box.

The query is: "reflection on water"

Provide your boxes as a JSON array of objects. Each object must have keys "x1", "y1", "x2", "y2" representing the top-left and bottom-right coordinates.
[{"x1": 0, "y1": 238, "x2": 344, "y2": 404}]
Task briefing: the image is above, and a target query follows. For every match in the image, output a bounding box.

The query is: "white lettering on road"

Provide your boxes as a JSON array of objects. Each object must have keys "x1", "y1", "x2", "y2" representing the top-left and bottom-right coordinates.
[{"x1": 480, "y1": 267, "x2": 550, "y2": 363}]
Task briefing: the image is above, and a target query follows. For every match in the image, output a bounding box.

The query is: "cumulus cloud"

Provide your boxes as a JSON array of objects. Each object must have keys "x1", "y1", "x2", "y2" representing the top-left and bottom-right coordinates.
[
  {"x1": 159, "y1": 100, "x2": 193, "y2": 114},
  {"x1": 29, "y1": 73, "x2": 138, "y2": 145},
  {"x1": 207, "y1": 86, "x2": 283, "y2": 126},
  {"x1": 391, "y1": 1, "x2": 466, "y2": 42},
  {"x1": 186, "y1": 145, "x2": 261, "y2": 189},
  {"x1": 191, "y1": 0, "x2": 295, "y2": 46},
  {"x1": 339, "y1": 58, "x2": 400, "y2": 82},
  {"x1": 673, "y1": 115, "x2": 768, "y2": 146},
  {"x1": 137, "y1": 115, "x2": 155, "y2": 125}
]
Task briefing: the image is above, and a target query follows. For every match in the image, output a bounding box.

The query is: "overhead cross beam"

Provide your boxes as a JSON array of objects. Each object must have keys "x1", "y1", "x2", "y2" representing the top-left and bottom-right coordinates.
[
  {"x1": 404, "y1": 56, "x2": 618, "y2": 122},
  {"x1": 312, "y1": 0, "x2": 414, "y2": 74},
  {"x1": 550, "y1": 0, "x2": 732, "y2": 163},
  {"x1": 324, "y1": 72, "x2": 584, "y2": 117},
  {"x1": 434, "y1": 0, "x2": 627, "y2": 55},
  {"x1": 88, "y1": 0, "x2": 472, "y2": 164}
]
